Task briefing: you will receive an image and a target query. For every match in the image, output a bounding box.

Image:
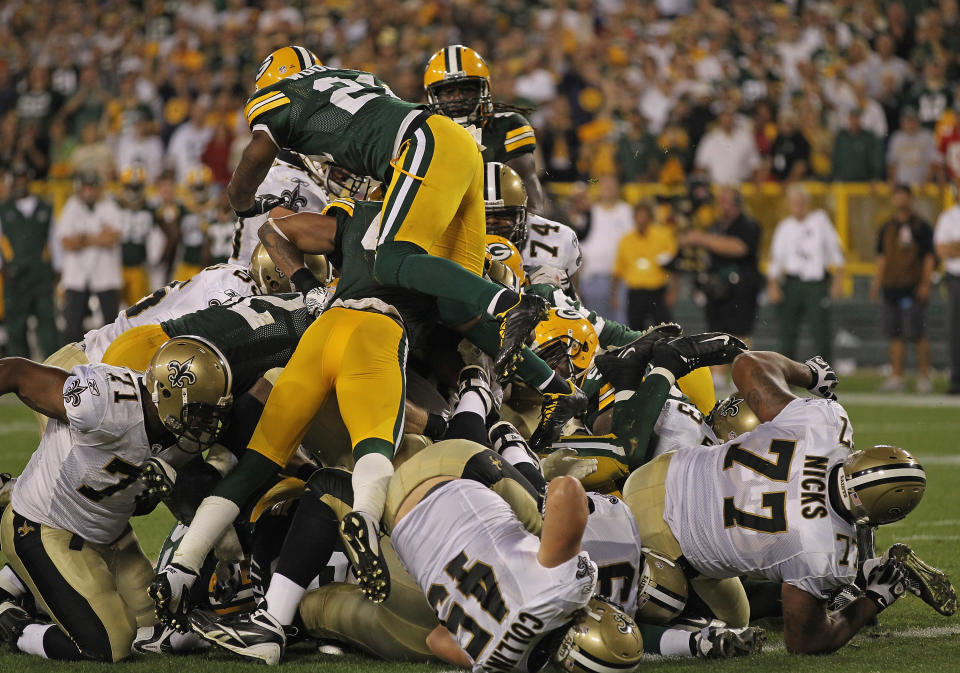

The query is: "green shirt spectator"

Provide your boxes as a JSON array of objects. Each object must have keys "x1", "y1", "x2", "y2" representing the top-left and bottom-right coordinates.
[{"x1": 831, "y1": 111, "x2": 884, "y2": 181}]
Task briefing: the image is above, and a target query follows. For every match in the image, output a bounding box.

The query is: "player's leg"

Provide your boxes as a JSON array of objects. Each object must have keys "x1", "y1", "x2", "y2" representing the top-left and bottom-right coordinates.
[
  {"x1": 777, "y1": 277, "x2": 802, "y2": 359},
  {"x1": 110, "y1": 528, "x2": 157, "y2": 631},
  {"x1": 688, "y1": 576, "x2": 750, "y2": 628},
  {"x1": 32, "y1": 281, "x2": 60, "y2": 360},
  {"x1": 622, "y1": 453, "x2": 685, "y2": 561},
  {"x1": 0, "y1": 509, "x2": 137, "y2": 661},
  {"x1": 2, "y1": 279, "x2": 29, "y2": 358},
  {"x1": 100, "y1": 324, "x2": 171, "y2": 370},
  {"x1": 334, "y1": 311, "x2": 407, "y2": 602},
  {"x1": 121, "y1": 266, "x2": 151, "y2": 307}
]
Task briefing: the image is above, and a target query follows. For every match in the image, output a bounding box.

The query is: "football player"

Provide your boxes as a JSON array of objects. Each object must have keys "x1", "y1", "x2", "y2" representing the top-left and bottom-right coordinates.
[
  {"x1": 174, "y1": 166, "x2": 218, "y2": 281},
  {"x1": 231, "y1": 46, "x2": 548, "y2": 381},
  {"x1": 0, "y1": 338, "x2": 232, "y2": 662},
  {"x1": 116, "y1": 166, "x2": 172, "y2": 307},
  {"x1": 622, "y1": 350, "x2": 955, "y2": 653},
  {"x1": 425, "y1": 45, "x2": 546, "y2": 214}
]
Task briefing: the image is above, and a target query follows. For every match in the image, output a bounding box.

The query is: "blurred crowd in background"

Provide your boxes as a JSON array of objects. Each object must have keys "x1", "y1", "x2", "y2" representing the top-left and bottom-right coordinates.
[{"x1": 1, "y1": 0, "x2": 960, "y2": 390}]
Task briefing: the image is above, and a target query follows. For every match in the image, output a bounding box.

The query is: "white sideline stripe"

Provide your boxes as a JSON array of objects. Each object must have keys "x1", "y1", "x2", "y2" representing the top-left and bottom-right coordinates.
[
  {"x1": 897, "y1": 534, "x2": 960, "y2": 541},
  {"x1": 890, "y1": 518, "x2": 960, "y2": 528},
  {"x1": 913, "y1": 455, "x2": 960, "y2": 466},
  {"x1": 841, "y1": 392, "x2": 960, "y2": 407},
  {"x1": 762, "y1": 625, "x2": 960, "y2": 653}
]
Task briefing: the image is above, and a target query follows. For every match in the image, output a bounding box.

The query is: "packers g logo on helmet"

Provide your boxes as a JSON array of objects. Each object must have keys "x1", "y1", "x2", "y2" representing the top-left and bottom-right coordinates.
[
  {"x1": 553, "y1": 596, "x2": 644, "y2": 673},
  {"x1": 532, "y1": 308, "x2": 599, "y2": 376},
  {"x1": 839, "y1": 445, "x2": 926, "y2": 525},
  {"x1": 255, "y1": 46, "x2": 321, "y2": 91},
  {"x1": 424, "y1": 44, "x2": 493, "y2": 125},
  {"x1": 485, "y1": 234, "x2": 527, "y2": 291}
]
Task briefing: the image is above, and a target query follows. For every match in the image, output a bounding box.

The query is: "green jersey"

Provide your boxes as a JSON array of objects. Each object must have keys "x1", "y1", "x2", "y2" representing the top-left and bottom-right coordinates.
[
  {"x1": 161, "y1": 293, "x2": 313, "y2": 394},
  {"x1": 480, "y1": 111, "x2": 536, "y2": 163},
  {"x1": 244, "y1": 65, "x2": 428, "y2": 183},
  {"x1": 324, "y1": 198, "x2": 437, "y2": 347},
  {"x1": 0, "y1": 196, "x2": 55, "y2": 280},
  {"x1": 118, "y1": 203, "x2": 155, "y2": 266}
]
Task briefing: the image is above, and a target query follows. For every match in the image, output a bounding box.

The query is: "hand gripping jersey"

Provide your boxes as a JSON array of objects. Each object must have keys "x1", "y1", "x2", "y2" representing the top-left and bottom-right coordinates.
[
  {"x1": 243, "y1": 65, "x2": 428, "y2": 184},
  {"x1": 581, "y1": 493, "x2": 644, "y2": 617},
  {"x1": 519, "y1": 214, "x2": 582, "y2": 283},
  {"x1": 228, "y1": 159, "x2": 330, "y2": 265},
  {"x1": 664, "y1": 398, "x2": 858, "y2": 599},
  {"x1": 13, "y1": 365, "x2": 157, "y2": 544},
  {"x1": 650, "y1": 390, "x2": 718, "y2": 458},
  {"x1": 161, "y1": 293, "x2": 313, "y2": 394},
  {"x1": 481, "y1": 112, "x2": 537, "y2": 163},
  {"x1": 82, "y1": 263, "x2": 259, "y2": 363},
  {"x1": 392, "y1": 480, "x2": 596, "y2": 673}
]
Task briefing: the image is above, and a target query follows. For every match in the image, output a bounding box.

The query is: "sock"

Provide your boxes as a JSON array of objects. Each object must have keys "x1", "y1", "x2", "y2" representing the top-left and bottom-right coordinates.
[
  {"x1": 275, "y1": 497, "x2": 339, "y2": 588},
  {"x1": 636, "y1": 623, "x2": 668, "y2": 655},
  {"x1": 456, "y1": 389, "x2": 488, "y2": 418},
  {"x1": 659, "y1": 628, "x2": 696, "y2": 657},
  {"x1": 18, "y1": 624, "x2": 53, "y2": 658},
  {"x1": 445, "y1": 410, "x2": 488, "y2": 445},
  {"x1": 538, "y1": 372, "x2": 572, "y2": 395},
  {"x1": 18, "y1": 624, "x2": 82, "y2": 660},
  {"x1": 265, "y1": 573, "x2": 307, "y2": 626},
  {"x1": 351, "y1": 453, "x2": 394, "y2": 520},
  {"x1": 502, "y1": 445, "x2": 536, "y2": 468},
  {"x1": 0, "y1": 564, "x2": 27, "y2": 599}
]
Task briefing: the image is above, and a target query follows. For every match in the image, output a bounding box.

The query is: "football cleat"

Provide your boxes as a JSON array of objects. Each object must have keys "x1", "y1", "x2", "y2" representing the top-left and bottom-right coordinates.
[
  {"x1": 133, "y1": 623, "x2": 211, "y2": 655},
  {"x1": 0, "y1": 601, "x2": 30, "y2": 649},
  {"x1": 494, "y1": 294, "x2": 550, "y2": 380},
  {"x1": 692, "y1": 625, "x2": 765, "y2": 659},
  {"x1": 886, "y1": 543, "x2": 957, "y2": 616},
  {"x1": 339, "y1": 511, "x2": 390, "y2": 603},
  {"x1": 650, "y1": 333, "x2": 747, "y2": 380},
  {"x1": 489, "y1": 421, "x2": 539, "y2": 467},
  {"x1": 458, "y1": 365, "x2": 496, "y2": 418},
  {"x1": 594, "y1": 322, "x2": 683, "y2": 391},
  {"x1": 190, "y1": 608, "x2": 285, "y2": 665},
  {"x1": 529, "y1": 381, "x2": 588, "y2": 453}
]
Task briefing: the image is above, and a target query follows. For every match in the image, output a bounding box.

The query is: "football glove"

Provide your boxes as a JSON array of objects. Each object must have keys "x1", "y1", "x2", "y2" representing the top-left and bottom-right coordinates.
[
  {"x1": 150, "y1": 563, "x2": 200, "y2": 632},
  {"x1": 540, "y1": 448, "x2": 598, "y2": 482},
  {"x1": 234, "y1": 194, "x2": 284, "y2": 219},
  {"x1": 805, "y1": 356, "x2": 838, "y2": 400},
  {"x1": 304, "y1": 285, "x2": 333, "y2": 318},
  {"x1": 139, "y1": 457, "x2": 177, "y2": 499},
  {"x1": 862, "y1": 556, "x2": 907, "y2": 612}
]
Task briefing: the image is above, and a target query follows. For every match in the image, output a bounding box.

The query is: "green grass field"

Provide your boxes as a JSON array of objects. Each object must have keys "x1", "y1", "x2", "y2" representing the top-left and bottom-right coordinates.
[{"x1": 1, "y1": 389, "x2": 959, "y2": 672}]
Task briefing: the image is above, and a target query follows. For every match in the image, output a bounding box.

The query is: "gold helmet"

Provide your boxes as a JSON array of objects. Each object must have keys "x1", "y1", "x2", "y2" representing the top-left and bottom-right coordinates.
[
  {"x1": 119, "y1": 165, "x2": 147, "y2": 204},
  {"x1": 839, "y1": 446, "x2": 925, "y2": 525},
  {"x1": 255, "y1": 46, "x2": 321, "y2": 91},
  {"x1": 553, "y1": 596, "x2": 644, "y2": 673},
  {"x1": 250, "y1": 243, "x2": 291, "y2": 294},
  {"x1": 298, "y1": 155, "x2": 375, "y2": 200},
  {"x1": 145, "y1": 337, "x2": 233, "y2": 450},
  {"x1": 635, "y1": 550, "x2": 689, "y2": 624},
  {"x1": 532, "y1": 308, "x2": 599, "y2": 377},
  {"x1": 707, "y1": 393, "x2": 760, "y2": 442},
  {"x1": 484, "y1": 162, "x2": 528, "y2": 244},
  {"x1": 185, "y1": 165, "x2": 213, "y2": 202},
  {"x1": 424, "y1": 44, "x2": 493, "y2": 125},
  {"x1": 485, "y1": 234, "x2": 526, "y2": 288}
]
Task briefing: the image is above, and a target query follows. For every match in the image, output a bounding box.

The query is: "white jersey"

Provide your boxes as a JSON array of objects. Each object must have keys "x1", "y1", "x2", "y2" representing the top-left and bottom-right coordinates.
[
  {"x1": 581, "y1": 493, "x2": 644, "y2": 616},
  {"x1": 520, "y1": 214, "x2": 582, "y2": 283},
  {"x1": 393, "y1": 480, "x2": 596, "y2": 673},
  {"x1": 228, "y1": 160, "x2": 329, "y2": 266},
  {"x1": 664, "y1": 398, "x2": 858, "y2": 599},
  {"x1": 82, "y1": 263, "x2": 259, "y2": 362},
  {"x1": 14, "y1": 365, "x2": 159, "y2": 544},
  {"x1": 651, "y1": 390, "x2": 718, "y2": 458}
]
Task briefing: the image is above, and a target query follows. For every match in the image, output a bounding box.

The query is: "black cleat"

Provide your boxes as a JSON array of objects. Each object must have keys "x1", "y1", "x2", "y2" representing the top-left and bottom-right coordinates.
[
  {"x1": 190, "y1": 608, "x2": 285, "y2": 665},
  {"x1": 494, "y1": 294, "x2": 550, "y2": 380},
  {"x1": 594, "y1": 322, "x2": 683, "y2": 391},
  {"x1": 692, "y1": 625, "x2": 765, "y2": 659},
  {"x1": 0, "y1": 601, "x2": 30, "y2": 650},
  {"x1": 886, "y1": 543, "x2": 957, "y2": 616},
  {"x1": 529, "y1": 381, "x2": 588, "y2": 453},
  {"x1": 340, "y1": 511, "x2": 390, "y2": 603},
  {"x1": 650, "y1": 332, "x2": 747, "y2": 380},
  {"x1": 489, "y1": 421, "x2": 539, "y2": 466}
]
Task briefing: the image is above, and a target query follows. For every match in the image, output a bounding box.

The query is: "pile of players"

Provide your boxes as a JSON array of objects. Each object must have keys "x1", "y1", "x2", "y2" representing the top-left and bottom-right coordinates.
[{"x1": 0, "y1": 44, "x2": 956, "y2": 672}]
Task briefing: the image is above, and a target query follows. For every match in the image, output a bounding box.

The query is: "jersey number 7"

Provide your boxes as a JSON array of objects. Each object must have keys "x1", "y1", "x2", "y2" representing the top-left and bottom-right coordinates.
[{"x1": 721, "y1": 439, "x2": 797, "y2": 534}]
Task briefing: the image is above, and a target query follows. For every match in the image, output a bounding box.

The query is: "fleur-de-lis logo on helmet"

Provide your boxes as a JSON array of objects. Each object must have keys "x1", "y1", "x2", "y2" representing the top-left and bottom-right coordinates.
[
  {"x1": 167, "y1": 357, "x2": 198, "y2": 388},
  {"x1": 719, "y1": 396, "x2": 742, "y2": 417}
]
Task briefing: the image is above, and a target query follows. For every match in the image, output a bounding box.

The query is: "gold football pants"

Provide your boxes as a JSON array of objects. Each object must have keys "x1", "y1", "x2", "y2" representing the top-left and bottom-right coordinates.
[
  {"x1": 622, "y1": 452, "x2": 749, "y2": 627},
  {"x1": 379, "y1": 114, "x2": 487, "y2": 276},
  {"x1": 249, "y1": 307, "x2": 407, "y2": 467},
  {"x1": 1, "y1": 508, "x2": 155, "y2": 662}
]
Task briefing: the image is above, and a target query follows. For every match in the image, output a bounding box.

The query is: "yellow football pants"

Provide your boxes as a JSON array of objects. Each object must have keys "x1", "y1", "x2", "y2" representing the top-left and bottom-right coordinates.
[
  {"x1": 622, "y1": 452, "x2": 749, "y2": 627},
  {"x1": 172, "y1": 262, "x2": 203, "y2": 283},
  {"x1": 379, "y1": 114, "x2": 487, "y2": 276},
  {"x1": 1, "y1": 508, "x2": 155, "y2": 662},
  {"x1": 100, "y1": 324, "x2": 170, "y2": 371},
  {"x1": 121, "y1": 267, "x2": 151, "y2": 308},
  {"x1": 249, "y1": 307, "x2": 407, "y2": 467}
]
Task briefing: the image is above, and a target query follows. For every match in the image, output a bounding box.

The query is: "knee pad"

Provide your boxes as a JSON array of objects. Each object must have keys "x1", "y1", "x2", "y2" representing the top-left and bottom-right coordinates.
[{"x1": 373, "y1": 241, "x2": 426, "y2": 286}]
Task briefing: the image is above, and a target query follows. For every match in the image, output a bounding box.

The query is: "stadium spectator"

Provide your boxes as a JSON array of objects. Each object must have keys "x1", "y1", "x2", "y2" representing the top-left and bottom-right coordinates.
[
  {"x1": 831, "y1": 109, "x2": 884, "y2": 181},
  {"x1": 887, "y1": 107, "x2": 937, "y2": 186},
  {"x1": 0, "y1": 165, "x2": 59, "y2": 358},
  {"x1": 872, "y1": 184, "x2": 935, "y2": 394},
  {"x1": 693, "y1": 105, "x2": 761, "y2": 185},
  {"x1": 166, "y1": 102, "x2": 213, "y2": 183},
  {"x1": 907, "y1": 60, "x2": 952, "y2": 130},
  {"x1": 115, "y1": 111, "x2": 165, "y2": 181},
  {"x1": 70, "y1": 121, "x2": 114, "y2": 183},
  {"x1": 614, "y1": 112, "x2": 660, "y2": 183},
  {"x1": 935, "y1": 195, "x2": 960, "y2": 395},
  {"x1": 539, "y1": 97, "x2": 582, "y2": 183},
  {"x1": 16, "y1": 66, "x2": 61, "y2": 128},
  {"x1": 767, "y1": 184, "x2": 845, "y2": 361},
  {"x1": 872, "y1": 33, "x2": 913, "y2": 99},
  {"x1": 59, "y1": 65, "x2": 110, "y2": 137},
  {"x1": 610, "y1": 201, "x2": 677, "y2": 331},
  {"x1": 770, "y1": 111, "x2": 811, "y2": 182},
  {"x1": 579, "y1": 175, "x2": 633, "y2": 322},
  {"x1": 56, "y1": 172, "x2": 123, "y2": 343}
]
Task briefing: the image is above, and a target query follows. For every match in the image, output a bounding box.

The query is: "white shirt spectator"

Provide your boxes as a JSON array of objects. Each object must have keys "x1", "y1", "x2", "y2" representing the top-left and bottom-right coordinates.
[
  {"x1": 166, "y1": 121, "x2": 213, "y2": 183},
  {"x1": 581, "y1": 201, "x2": 634, "y2": 279},
  {"x1": 177, "y1": 0, "x2": 218, "y2": 32},
  {"x1": 694, "y1": 122, "x2": 761, "y2": 184},
  {"x1": 514, "y1": 68, "x2": 556, "y2": 105},
  {"x1": 768, "y1": 209, "x2": 845, "y2": 282},
  {"x1": 873, "y1": 56, "x2": 912, "y2": 99},
  {"x1": 886, "y1": 127, "x2": 937, "y2": 186},
  {"x1": 115, "y1": 134, "x2": 165, "y2": 181},
  {"x1": 639, "y1": 84, "x2": 673, "y2": 134},
  {"x1": 934, "y1": 206, "x2": 960, "y2": 276},
  {"x1": 56, "y1": 196, "x2": 123, "y2": 292},
  {"x1": 857, "y1": 98, "x2": 888, "y2": 139}
]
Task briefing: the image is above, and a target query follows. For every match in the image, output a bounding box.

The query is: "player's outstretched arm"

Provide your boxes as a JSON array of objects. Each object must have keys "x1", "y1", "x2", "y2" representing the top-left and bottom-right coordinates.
[
  {"x1": 538, "y1": 476, "x2": 588, "y2": 568},
  {"x1": 781, "y1": 583, "x2": 878, "y2": 654},
  {"x1": 426, "y1": 624, "x2": 472, "y2": 669},
  {"x1": 228, "y1": 130, "x2": 279, "y2": 214},
  {"x1": 0, "y1": 357, "x2": 68, "y2": 422},
  {"x1": 731, "y1": 351, "x2": 815, "y2": 422}
]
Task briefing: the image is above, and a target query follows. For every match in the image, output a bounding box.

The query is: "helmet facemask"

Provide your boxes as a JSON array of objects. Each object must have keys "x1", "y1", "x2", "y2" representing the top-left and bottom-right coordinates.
[
  {"x1": 485, "y1": 205, "x2": 528, "y2": 245},
  {"x1": 428, "y1": 78, "x2": 491, "y2": 125},
  {"x1": 164, "y1": 401, "x2": 232, "y2": 453}
]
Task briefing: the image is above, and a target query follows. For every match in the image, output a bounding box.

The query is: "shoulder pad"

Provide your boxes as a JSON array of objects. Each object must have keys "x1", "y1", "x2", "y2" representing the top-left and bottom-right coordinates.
[
  {"x1": 321, "y1": 198, "x2": 357, "y2": 218},
  {"x1": 64, "y1": 364, "x2": 141, "y2": 436}
]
